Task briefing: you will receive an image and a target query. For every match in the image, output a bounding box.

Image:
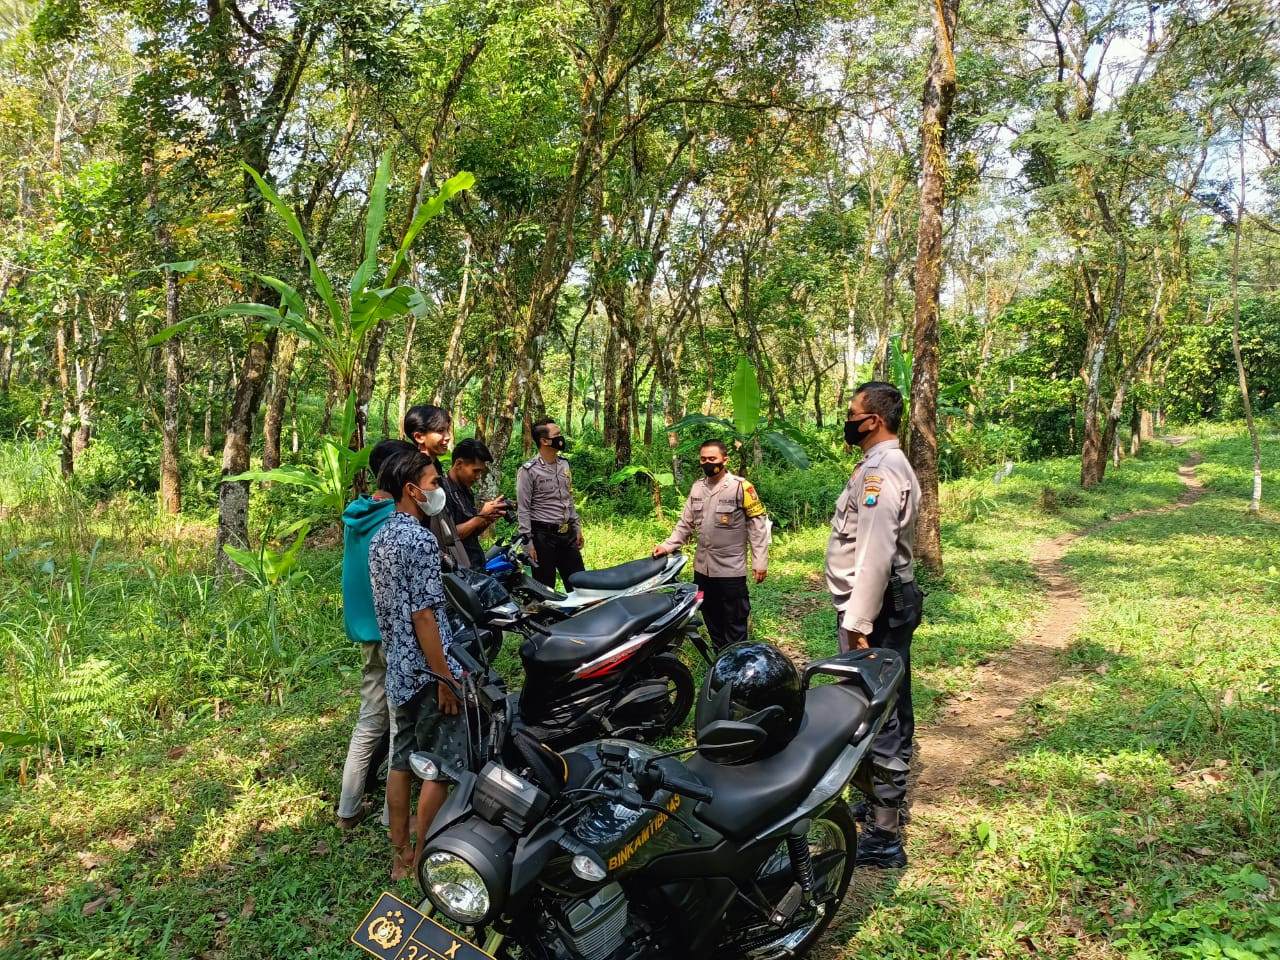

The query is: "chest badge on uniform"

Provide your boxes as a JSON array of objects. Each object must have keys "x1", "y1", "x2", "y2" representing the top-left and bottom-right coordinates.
[{"x1": 719, "y1": 513, "x2": 731, "y2": 525}]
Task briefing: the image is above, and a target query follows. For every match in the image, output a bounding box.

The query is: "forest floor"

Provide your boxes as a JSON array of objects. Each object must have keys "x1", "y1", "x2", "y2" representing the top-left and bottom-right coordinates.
[{"x1": 1, "y1": 427, "x2": 1279, "y2": 959}]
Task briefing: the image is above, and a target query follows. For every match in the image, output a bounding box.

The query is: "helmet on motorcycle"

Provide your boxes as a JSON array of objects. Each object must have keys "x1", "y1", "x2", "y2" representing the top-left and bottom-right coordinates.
[{"x1": 695, "y1": 642, "x2": 804, "y2": 765}]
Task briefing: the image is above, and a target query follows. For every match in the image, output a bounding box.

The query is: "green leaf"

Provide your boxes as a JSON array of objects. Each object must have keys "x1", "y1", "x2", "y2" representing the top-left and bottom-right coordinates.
[
  {"x1": 731, "y1": 356, "x2": 760, "y2": 437},
  {"x1": 760, "y1": 430, "x2": 810, "y2": 469},
  {"x1": 262, "y1": 524, "x2": 309, "y2": 584},
  {"x1": 350, "y1": 150, "x2": 394, "y2": 299},
  {"x1": 975, "y1": 821, "x2": 998, "y2": 852},
  {"x1": 0, "y1": 730, "x2": 43, "y2": 750},
  {"x1": 145, "y1": 314, "x2": 201, "y2": 347},
  {"x1": 387, "y1": 170, "x2": 475, "y2": 282},
  {"x1": 221, "y1": 544, "x2": 265, "y2": 586},
  {"x1": 224, "y1": 466, "x2": 325, "y2": 491},
  {"x1": 666, "y1": 412, "x2": 736, "y2": 435},
  {"x1": 242, "y1": 163, "x2": 343, "y2": 330}
]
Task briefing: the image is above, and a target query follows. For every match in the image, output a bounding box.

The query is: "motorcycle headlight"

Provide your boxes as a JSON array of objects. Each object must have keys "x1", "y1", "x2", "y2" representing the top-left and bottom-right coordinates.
[{"x1": 422, "y1": 852, "x2": 492, "y2": 924}]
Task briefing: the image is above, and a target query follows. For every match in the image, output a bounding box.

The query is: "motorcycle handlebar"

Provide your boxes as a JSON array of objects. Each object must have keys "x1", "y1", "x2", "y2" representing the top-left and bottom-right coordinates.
[{"x1": 634, "y1": 761, "x2": 713, "y2": 803}]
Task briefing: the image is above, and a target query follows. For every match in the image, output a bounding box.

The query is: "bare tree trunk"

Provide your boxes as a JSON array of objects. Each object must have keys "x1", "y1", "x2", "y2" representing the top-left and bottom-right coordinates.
[
  {"x1": 1231, "y1": 143, "x2": 1262, "y2": 512},
  {"x1": 565, "y1": 300, "x2": 592, "y2": 431},
  {"x1": 906, "y1": 0, "x2": 958, "y2": 577},
  {"x1": 202, "y1": 372, "x2": 215, "y2": 456},
  {"x1": 433, "y1": 236, "x2": 472, "y2": 410},
  {"x1": 262, "y1": 333, "x2": 297, "y2": 470},
  {"x1": 160, "y1": 274, "x2": 182, "y2": 514},
  {"x1": 55, "y1": 319, "x2": 75, "y2": 478},
  {"x1": 398, "y1": 312, "x2": 419, "y2": 435},
  {"x1": 1129, "y1": 405, "x2": 1142, "y2": 457},
  {"x1": 216, "y1": 330, "x2": 277, "y2": 573}
]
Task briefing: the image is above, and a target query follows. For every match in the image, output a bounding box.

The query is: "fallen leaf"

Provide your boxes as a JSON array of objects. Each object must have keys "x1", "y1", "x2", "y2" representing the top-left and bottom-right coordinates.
[
  {"x1": 1222, "y1": 689, "x2": 1236, "y2": 708},
  {"x1": 82, "y1": 897, "x2": 109, "y2": 917},
  {"x1": 241, "y1": 896, "x2": 255, "y2": 919},
  {"x1": 1094, "y1": 772, "x2": 1114, "y2": 785},
  {"x1": 167, "y1": 745, "x2": 189, "y2": 761},
  {"x1": 312, "y1": 840, "x2": 330, "y2": 856},
  {"x1": 986, "y1": 778, "x2": 1006, "y2": 788},
  {"x1": 1213, "y1": 758, "x2": 1229, "y2": 768},
  {"x1": 77, "y1": 851, "x2": 105, "y2": 872},
  {"x1": 1136, "y1": 834, "x2": 1159, "y2": 845},
  {"x1": 992, "y1": 707, "x2": 1015, "y2": 718},
  {"x1": 1094, "y1": 663, "x2": 1109, "y2": 675}
]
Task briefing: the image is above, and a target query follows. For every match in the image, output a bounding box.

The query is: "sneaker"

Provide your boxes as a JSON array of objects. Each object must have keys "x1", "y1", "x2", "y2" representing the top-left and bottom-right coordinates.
[{"x1": 856, "y1": 827, "x2": 907, "y2": 869}]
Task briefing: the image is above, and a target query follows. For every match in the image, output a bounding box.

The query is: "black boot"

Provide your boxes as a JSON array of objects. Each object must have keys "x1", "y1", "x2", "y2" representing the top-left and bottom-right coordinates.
[
  {"x1": 852, "y1": 800, "x2": 911, "y2": 826},
  {"x1": 856, "y1": 826, "x2": 907, "y2": 868}
]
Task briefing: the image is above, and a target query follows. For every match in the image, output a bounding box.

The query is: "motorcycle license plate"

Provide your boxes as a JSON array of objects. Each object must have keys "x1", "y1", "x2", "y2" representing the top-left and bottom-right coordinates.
[{"x1": 352, "y1": 891, "x2": 495, "y2": 960}]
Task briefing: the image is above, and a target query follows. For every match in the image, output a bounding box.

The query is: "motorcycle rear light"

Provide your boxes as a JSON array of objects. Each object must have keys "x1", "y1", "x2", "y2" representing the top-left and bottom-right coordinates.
[{"x1": 695, "y1": 591, "x2": 704, "y2": 601}]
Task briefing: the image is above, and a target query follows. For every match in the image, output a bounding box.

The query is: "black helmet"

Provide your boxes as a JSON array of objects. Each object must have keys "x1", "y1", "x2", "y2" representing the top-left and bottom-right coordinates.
[{"x1": 695, "y1": 642, "x2": 804, "y2": 765}]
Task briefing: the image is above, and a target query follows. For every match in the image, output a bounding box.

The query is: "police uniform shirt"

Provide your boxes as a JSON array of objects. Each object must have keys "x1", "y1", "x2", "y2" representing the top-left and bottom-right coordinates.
[
  {"x1": 658, "y1": 471, "x2": 769, "y2": 578},
  {"x1": 515, "y1": 455, "x2": 581, "y2": 537},
  {"x1": 825, "y1": 438, "x2": 920, "y2": 635}
]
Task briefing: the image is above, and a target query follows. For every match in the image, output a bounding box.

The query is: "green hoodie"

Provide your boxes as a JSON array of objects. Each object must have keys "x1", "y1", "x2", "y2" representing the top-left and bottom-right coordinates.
[{"x1": 341, "y1": 495, "x2": 396, "y2": 643}]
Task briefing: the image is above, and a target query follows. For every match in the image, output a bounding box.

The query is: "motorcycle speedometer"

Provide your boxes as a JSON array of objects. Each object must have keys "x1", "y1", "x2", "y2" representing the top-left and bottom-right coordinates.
[{"x1": 422, "y1": 852, "x2": 491, "y2": 925}]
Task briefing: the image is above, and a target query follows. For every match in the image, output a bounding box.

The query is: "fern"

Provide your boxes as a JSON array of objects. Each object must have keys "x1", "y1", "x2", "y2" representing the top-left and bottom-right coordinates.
[{"x1": 49, "y1": 656, "x2": 135, "y2": 752}]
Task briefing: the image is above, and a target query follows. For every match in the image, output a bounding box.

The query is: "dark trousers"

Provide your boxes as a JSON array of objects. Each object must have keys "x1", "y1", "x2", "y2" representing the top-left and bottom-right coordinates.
[
  {"x1": 695, "y1": 573, "x2": 751, "y2": 651},
  {"x1": 841, "y1": 580, "x2": 923, "y2": 812},
  {"x1": 531, "y1": 526, "x2": 585, "y2": 591}
]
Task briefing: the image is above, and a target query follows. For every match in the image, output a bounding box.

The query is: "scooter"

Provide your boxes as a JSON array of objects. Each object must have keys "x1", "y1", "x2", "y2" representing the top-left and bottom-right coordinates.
[
  {"x1": 355, "y1": 647, "x2": 906, "y2": 960},
  {"x1": 483, "y1": 533, "x2": 687, "y2": 621},
  {"x1": 443, "y1": 566, "x2": 710, "y2": 750}
]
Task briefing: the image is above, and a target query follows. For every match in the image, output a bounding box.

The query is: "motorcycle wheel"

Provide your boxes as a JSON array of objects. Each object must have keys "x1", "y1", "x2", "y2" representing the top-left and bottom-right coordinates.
[
  {"x1": 728, "y1": 800, "x2": 858, "y2": 960},
  {"x1": 647, "y1": 654, "x2": 695, "y2": 738}
]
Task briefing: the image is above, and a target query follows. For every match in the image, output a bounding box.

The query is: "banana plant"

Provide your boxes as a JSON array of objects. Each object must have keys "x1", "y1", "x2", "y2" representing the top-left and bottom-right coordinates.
[
  {"x1": 148, "y1": 151, "x2": 474, "y2": 442},
  {"x1": 668, "y1": 356, "x2": 813, "y2": 473},
  {"x1": 609, "y1": 464, "x2": 676, "y2": 521},
  {"x1": 226, "y1": 392, "x2": 369, "y2": 527}
]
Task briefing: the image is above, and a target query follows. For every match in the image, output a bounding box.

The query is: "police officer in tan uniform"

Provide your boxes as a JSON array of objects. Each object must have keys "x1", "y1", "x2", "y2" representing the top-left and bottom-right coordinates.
[
  {"x1": 517, "y1": 418, "x2": 585, "y2": 590},
  {"x1": 654, "y1": 439, "x2": 769, "y2": 651},
  {"x1": 826, "y1": 381, "x2": 923, "y2": 870}
]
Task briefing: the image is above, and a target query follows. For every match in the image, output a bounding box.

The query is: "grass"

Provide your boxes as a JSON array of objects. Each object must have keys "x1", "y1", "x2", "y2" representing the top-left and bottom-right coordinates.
[{"x1": 1, "y1": 426, "x2": 1277, "y2": 959}]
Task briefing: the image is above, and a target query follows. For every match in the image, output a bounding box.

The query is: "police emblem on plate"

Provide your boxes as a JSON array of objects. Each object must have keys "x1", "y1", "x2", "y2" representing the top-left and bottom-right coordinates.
[{"x1": 352, "y1": 891, "x2": 495, "y2": 960}]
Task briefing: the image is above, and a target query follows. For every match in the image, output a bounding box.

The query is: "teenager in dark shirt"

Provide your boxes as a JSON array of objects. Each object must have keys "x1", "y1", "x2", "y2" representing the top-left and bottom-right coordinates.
[{"x1": 442, "y1": 438, "x2": 511, "y2": 569}]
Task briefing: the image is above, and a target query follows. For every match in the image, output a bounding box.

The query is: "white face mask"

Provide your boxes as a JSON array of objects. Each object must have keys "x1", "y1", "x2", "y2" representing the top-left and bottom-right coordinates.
[{"x1": 415, "y1": 485, "x2": 447, "y2": 518}]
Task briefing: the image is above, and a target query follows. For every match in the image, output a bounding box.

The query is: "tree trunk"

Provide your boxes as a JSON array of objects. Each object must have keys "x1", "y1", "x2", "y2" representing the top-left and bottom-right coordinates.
[
  {"x1": 262, "y1": 333, "x2": 297, "y2": 470},
  {"x1": 1129, "y1": 405, "x2": 1142, "y2": 458},
  {"x1": 1079, "y1": 229, "x2": 1127, "y2": 488},
  {"x1": 398, "y1": 312, "x2": 419, "y2": 436},
  {"x1": 160, "y1": 273, "x2": 183, "y2": 514},
  {"x1": 1231, "y1": 142, "x2": 1262, "y2": 512},
  {"x1": 202, "y1": 372, "x2": 215, "y2": 457},
  {"x1": 433, "y1": 236, "x2": 472, "y2": 411},
  {"x1": 215, "y1": 331, "x2": 277, "y2": 573},
  {"x1": 55, "y1": 319, "x2": 75, "y2": 478},
  {"x1": 906, "y1": 0, "x2": 958, "y2": 577}
]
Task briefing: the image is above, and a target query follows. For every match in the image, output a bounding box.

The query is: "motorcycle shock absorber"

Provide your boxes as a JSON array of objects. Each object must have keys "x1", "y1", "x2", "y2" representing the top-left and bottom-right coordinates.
[{"x1": 786, "y1": 820, "x2": 814, "y2": 894}]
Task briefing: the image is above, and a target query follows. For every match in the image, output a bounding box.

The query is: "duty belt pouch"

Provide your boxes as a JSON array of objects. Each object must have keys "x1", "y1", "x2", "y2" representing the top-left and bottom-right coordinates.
[{"x1": 889, "y1": 574, "x2": 905, "y2": 613}]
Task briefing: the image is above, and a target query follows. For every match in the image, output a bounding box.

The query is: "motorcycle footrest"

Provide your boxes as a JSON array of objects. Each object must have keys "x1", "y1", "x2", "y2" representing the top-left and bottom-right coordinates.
[{"x1": 768, "y1": 883, "x2": 803, "y2": 926}]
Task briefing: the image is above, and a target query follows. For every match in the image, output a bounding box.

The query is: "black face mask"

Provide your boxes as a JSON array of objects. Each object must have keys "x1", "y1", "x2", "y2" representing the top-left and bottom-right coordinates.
[
  {"x1": 701, "y1": 462, "x2": 724, "y2": 478},
  {"x1": 550, "y1": 436, "x2": 567, "y2": 451},
  {"x1": 844, "y1": 416, "x2": 874, "y2": 446}
]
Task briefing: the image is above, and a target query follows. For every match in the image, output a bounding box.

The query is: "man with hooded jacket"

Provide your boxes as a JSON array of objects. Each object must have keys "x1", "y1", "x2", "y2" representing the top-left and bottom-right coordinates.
[{"x1": 654, "y1": 439, "x2": 769, "y2": 651}]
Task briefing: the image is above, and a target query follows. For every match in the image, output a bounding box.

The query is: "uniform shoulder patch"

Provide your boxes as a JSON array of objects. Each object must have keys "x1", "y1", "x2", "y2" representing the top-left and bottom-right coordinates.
[
  {"x1": 741, "y1": 481, "x2": 766, "y2": 518},
  {"x1": 520, "y1": 458, "x2": 537, "y2": 470},
  {"x1": 863, "y1": 491, "x2": 879, "y2": 507}
]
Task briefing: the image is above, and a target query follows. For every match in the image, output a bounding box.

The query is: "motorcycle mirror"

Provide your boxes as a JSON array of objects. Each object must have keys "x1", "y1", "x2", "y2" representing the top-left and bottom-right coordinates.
[{"x1": 444, "y1": 570, "x2": 486, "y2": 624}]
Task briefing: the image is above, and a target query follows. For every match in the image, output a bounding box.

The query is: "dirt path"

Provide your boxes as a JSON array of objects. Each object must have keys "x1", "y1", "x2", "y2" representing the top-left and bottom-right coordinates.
[{"x1": 910, "y1": 450, "x2": 1205, "y2": 811}]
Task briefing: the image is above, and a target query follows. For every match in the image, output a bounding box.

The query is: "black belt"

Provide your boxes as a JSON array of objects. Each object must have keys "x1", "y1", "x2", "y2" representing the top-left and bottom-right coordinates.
[{"x1": 532, "y1": 520, "x2": 573, "y2": 534}]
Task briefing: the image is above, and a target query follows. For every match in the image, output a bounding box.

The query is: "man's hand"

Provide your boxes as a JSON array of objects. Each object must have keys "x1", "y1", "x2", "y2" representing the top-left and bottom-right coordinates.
[
  {"x1": 436, "y1": 681, "x2": 460, "y2": 715},
  {"x1": 480, "y1": 496, "x2": 507, "y2": 521},
  {"x1": 526, "y1": 544, "x2": 538, "y2": 565},
  {"x1": 838, "y1": 626, "x2": 869, "y2": 653},
  {"x1": 753, "y1": 568, "x2": 767, "y2": 584},
  {"x1": 652, "y1": 545, "x2": 668, "y2": 558},
  {"x1": 575, "y1": 531, "x2": 584, "y2": 550}
]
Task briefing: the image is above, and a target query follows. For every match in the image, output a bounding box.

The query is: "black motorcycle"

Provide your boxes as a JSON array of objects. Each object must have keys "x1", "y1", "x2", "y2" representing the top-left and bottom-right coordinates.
[
  {"x1": 443, "y1": 567, "x2": 709, "y2": 751},
  {"x1": 399, "y1": 647, "x2": 904, "y2": 960}
]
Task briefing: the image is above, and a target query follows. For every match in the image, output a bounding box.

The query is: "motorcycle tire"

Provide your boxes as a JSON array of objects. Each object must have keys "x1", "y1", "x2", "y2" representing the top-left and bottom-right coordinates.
[
  {"x1": 721, "y1": 799, "x2": 858, "y2": 960},
  {"x1": 646, "y1": 653, "x2": 696, "y2": 738}
]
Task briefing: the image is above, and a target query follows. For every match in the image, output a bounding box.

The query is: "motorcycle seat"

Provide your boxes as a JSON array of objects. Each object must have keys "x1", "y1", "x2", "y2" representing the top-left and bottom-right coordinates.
[
  {"x1": 530, "y1": 592, "x2": 675, "y2": 669},
  {"x1": 567, "y1": 555, "x2": 669, "y2": 592},
  {"x1": 684, "y1": 683, "x2": 870, "y2": 840}
]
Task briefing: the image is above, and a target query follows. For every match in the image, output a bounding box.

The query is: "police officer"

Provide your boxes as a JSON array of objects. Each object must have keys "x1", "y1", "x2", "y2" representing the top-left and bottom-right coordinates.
[
  {"x1": 826, "y1": 381, "x2": 923, "y2": 870},
  {"x1": 517, "y1": 418, "x2": 585, "y2": 589},
  {"x1": 654, "y1": 439, "x2": 769, "y2": 651}
]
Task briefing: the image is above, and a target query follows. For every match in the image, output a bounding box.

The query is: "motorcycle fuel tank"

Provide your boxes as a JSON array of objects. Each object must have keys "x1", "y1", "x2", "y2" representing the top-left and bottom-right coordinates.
[{"x1": 564, "y1": 742, "x2": 718, "y2": 877}]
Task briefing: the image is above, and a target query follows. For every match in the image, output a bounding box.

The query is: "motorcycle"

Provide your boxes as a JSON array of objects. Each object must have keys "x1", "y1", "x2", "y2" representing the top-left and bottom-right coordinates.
[
  {"x1": 483, "y1": 532, "x2": 687, "y2": 622},
  {"x1": 443, "y1": 566, "x2": 710, "y2": 750},
  {"x1": 389, "y1": 646, "x2": 905, "y2": 960}
]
